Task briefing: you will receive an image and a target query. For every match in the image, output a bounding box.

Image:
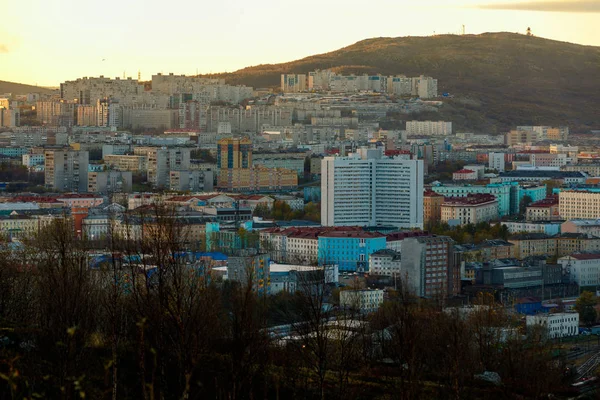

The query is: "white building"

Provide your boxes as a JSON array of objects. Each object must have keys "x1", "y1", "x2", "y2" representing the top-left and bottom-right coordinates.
[
  {"x1": 463, "y1": 164, "x2": 486, "y2": 179},
  {"x1": 369, "y1": 249, "x2": 401, "y2": 276},
  {"x1": 405, "y1": 120, "x2": 452, "y2": 136},
  {"x1": 452, "y1": 169, "x2": 478, "y2": 181},
  {"x1": 441, "y1": 194, "x2": 499, "y2": 225},
  {"x1": 489, "y1": 152, "x2": 506, "y2": 172},
  {"x1": 526, "y1": 313, "x2": 579, "y2": 339},
  {"x1": 559, "y1": 253, "x2": 600, "y2": 287},
  {"x1": 321, "y1": 147, "x2": 424, "y2": 229},
  {"x1": 340, "y1": 289, "x2": 384, "y2": 313}
]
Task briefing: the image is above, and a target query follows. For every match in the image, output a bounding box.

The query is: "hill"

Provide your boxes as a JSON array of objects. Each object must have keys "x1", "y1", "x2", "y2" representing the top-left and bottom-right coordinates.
[
  {"x1": 0, "y1": 80, "x2": 56, "y2": 96},
  {"x1": 209, "y1": 32, "x2": 600, "y2": 133}
]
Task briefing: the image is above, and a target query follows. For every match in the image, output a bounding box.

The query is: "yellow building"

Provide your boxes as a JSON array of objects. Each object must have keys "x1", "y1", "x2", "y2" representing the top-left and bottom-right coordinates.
[
  {"x1": 218, "y1": 166, "x2": 297, "y2": 192},
  {"x1": 217, "y1": 137, "x2": 252, "y2": 169},
  {"x1": 0, "y1": 214, "x2": 57, "y2": 239},
  {"x1": 509, "y1": 233, "x2": 555, "y2": 259},
  {"x1": 217, "y1": 137, "x2": 297, "y2": 191},
  {"x1": 559, "y1": 191, "x2": 600, "y2": 220},
  {"x1": 104, "y1": 155, "x2": 148, "y2": 172}
]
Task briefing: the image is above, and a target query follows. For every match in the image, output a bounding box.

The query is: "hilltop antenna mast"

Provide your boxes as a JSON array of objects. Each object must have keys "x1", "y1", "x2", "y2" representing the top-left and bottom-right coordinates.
[
  {"x1": 462, "y1": 25, "x2": 466, "y2": 35},
  {"x1": 138, "y1": 70, "x2": 141, "y2": 81}
]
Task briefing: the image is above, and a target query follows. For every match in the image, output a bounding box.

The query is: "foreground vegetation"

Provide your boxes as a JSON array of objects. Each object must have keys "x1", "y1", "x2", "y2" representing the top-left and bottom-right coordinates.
[{"x1": 0, "y1": 208, "x2": 582, "y2": 399}]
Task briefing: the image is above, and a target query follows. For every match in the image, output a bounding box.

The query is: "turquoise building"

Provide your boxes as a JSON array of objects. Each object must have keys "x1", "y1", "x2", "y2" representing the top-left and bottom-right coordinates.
[
  {"x1": 0, "y1": 147, "x2": 28, "y2": 157},
  {"x1": 317, "y1": 231, "x2": 386, "y2": 273},
  {"x1": 431, "y1": 182, "x2": 546, "y2": 217}
]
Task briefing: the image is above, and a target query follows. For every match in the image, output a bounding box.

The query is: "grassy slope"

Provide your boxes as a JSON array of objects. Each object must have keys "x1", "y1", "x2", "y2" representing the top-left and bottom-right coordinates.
[{"x1": 210, "y1": 33, "x2": 600, "y2": 133}]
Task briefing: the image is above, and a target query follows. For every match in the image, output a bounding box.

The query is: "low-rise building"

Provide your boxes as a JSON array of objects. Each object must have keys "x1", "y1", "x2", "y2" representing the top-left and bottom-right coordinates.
[
  {"x1": 526, "y1": 196, "x2": 560, "y2": 221},
  {"x1": 562, "y1": 219, "x2": 600, "y2": 237},
  {"x1": 500, "y1": 221, "x2": 562, "y2": 236},
  {"x1": 508, "y1": 233, "x2": 555, "y2": 259},
  {"x1": 452, "y1": 169, "x2": 478, "y2": 181},
  {"x1": 340, "y1": 289, "x2": 384, "y2": 313},
  {"x1": 559, "y1": 253, "x2": 600, "y2": 288},
  {"x1": 369, "y1": 249, "x2": 402, "y2": 276},
  {"x1": 526, "y1": 313, "x2": 579, "y2": 339},
  {"x1": 441, "y1": 194, "x2": 498, "y2": 225}
]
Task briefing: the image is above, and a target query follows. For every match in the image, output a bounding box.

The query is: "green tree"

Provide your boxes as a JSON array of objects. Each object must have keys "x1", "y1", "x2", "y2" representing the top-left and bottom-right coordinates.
[
  {"x1": 575, "y1": 291, "x2": 598, "y2": 327},
  {"x1": 519, "y1": 195, "x2": 533, "y2": 217}
]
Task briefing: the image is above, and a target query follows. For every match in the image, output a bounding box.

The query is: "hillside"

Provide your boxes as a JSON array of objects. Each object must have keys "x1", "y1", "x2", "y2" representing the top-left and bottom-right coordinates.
[
  {"x1": 0, "y1": 80, "x2": 56, "y2": 96},
  {"x1": 209, "y1": 32, "x2": 600, "y2": 133}
]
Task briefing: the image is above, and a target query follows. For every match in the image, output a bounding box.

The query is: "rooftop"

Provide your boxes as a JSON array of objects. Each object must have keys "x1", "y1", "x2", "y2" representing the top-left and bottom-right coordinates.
[
  {"x1": 443, "y1": 193, "x2": 497, "y2": 206},
  {"x1": 509, "y1": 233, "x2": 551, "y2": 240},
  {"x1": 500, "y1": 170, "x2": 586, "y2": 178},
  {"x1": 454, "y1": 169, "x2": 475, "y2": 174},
  {"x1": 528, "y1": 196, "x2": 559, "y2": 208}
]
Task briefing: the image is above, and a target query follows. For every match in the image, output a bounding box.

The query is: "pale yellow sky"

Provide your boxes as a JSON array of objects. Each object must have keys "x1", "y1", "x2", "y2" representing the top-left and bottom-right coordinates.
[{"x1": 1, "y1": 0, "x2": 598, "y2": 86}]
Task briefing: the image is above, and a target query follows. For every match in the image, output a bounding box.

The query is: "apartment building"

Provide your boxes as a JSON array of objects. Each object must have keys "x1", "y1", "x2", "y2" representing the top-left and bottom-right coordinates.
[
  {"x1": 405, "y1": 120, "x2": 452, "y2": 136},
  {"x1": 441, "y1": 194, "x2": 499, "y2": 225},
  {"x1": 217, "y1": 138, "x2": 297, "y2": 191},
  {"x1": 179, "y1": 100, "x2": 206, "y2": 130},
  {"x1": 559, "y1": 191, "x2": 600, "y2": 220},
  {"x1": 321, "y1": 147, "x2": 424, "y2": 229},
  {"x1": 88, "y1": 170, "x2": 132, "y2": 193},
  {"x1": 489, "y1": 152, "x2": 506, "y2": 172},
  {"x1": 169, "y1": 170, "x2": 214, "y2": 192},
  {"x1": 76, "y1": 105, "x2": 97, "y2": 126},
  {"x1": 281, "y1": 74, "x2": 307, "y2": 93},
  {"x1": 0, "y1": 107, "x2": 20, "y2": 128},
  {"x1": 529, "y1": 153, "x2": 568, "y2": 168},
  {"x1": 505, "y1": 129, "x2": 539, "y2": 146},
  {"x1": 401, "y1": 235, "x2": 458, "y2": 298},
  {"x1": 44, "y1": 149, "x2": 89, "y2": 192},
  {"x1": 133, "y1": 147, "x2": 190, "y2": 188},
  {"x1": 318, "y1": 231, "x2": 387, "y2": 273},
  {"x1": 252, "y1": 151, "x2": 307, "y2": 175},
  {"x1": 218, "y1": 165, "x2": 297, "y2": 192},
  {"x1": 103, "y1": 155, "x2": 147, "y2": 172},
  {"x1": 423, "y1": 190, "x2": 444, "y2": 228},
  {"x1": 60, "y1": 76, "x2": 144, "y2": 104},
  {"x1": 526, "y1": 196, "x2": 560, "y2": 221},
  {"x1": 36, "y1": 100, "x2": 76, "y2": 127}
]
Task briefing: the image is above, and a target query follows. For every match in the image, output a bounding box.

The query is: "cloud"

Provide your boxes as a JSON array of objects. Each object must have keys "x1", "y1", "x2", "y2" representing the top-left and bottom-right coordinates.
[
  {"x1": 479, "y1": 1, "x2": 600, "y2": 12},
  {"x1": 0, "y1": 44, "x2": 7, "y2": 53}
]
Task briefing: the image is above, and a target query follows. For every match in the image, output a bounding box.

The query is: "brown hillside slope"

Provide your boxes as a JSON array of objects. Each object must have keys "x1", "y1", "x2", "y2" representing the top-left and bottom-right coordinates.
[
  {"x1": 209, "y1": 32, "x2": 600, "y2": 133},
  {"x1": 0, "y1": 81, "x2": 56, "y2": 96}
]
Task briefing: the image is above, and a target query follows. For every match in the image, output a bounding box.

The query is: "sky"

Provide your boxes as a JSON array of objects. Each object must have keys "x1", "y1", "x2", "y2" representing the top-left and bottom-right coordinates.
[{"x1": 1, "y1": 0, "x2": 599, "y2": 87}]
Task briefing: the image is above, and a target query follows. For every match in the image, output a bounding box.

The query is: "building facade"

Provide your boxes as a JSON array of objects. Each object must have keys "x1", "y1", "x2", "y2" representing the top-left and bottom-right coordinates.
[
  {"x1": 44, "y1": 149, "x2": 89, "y2": 192},
  {"x1": 321, "y1": 148, "x2": 424, "y2": 229}
]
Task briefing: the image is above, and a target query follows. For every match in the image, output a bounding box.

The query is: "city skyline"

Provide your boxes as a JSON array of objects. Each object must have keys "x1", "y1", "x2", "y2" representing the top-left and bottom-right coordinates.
[{"x1": 1, "y1": 0, "x2": 599, "y2": 86}]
